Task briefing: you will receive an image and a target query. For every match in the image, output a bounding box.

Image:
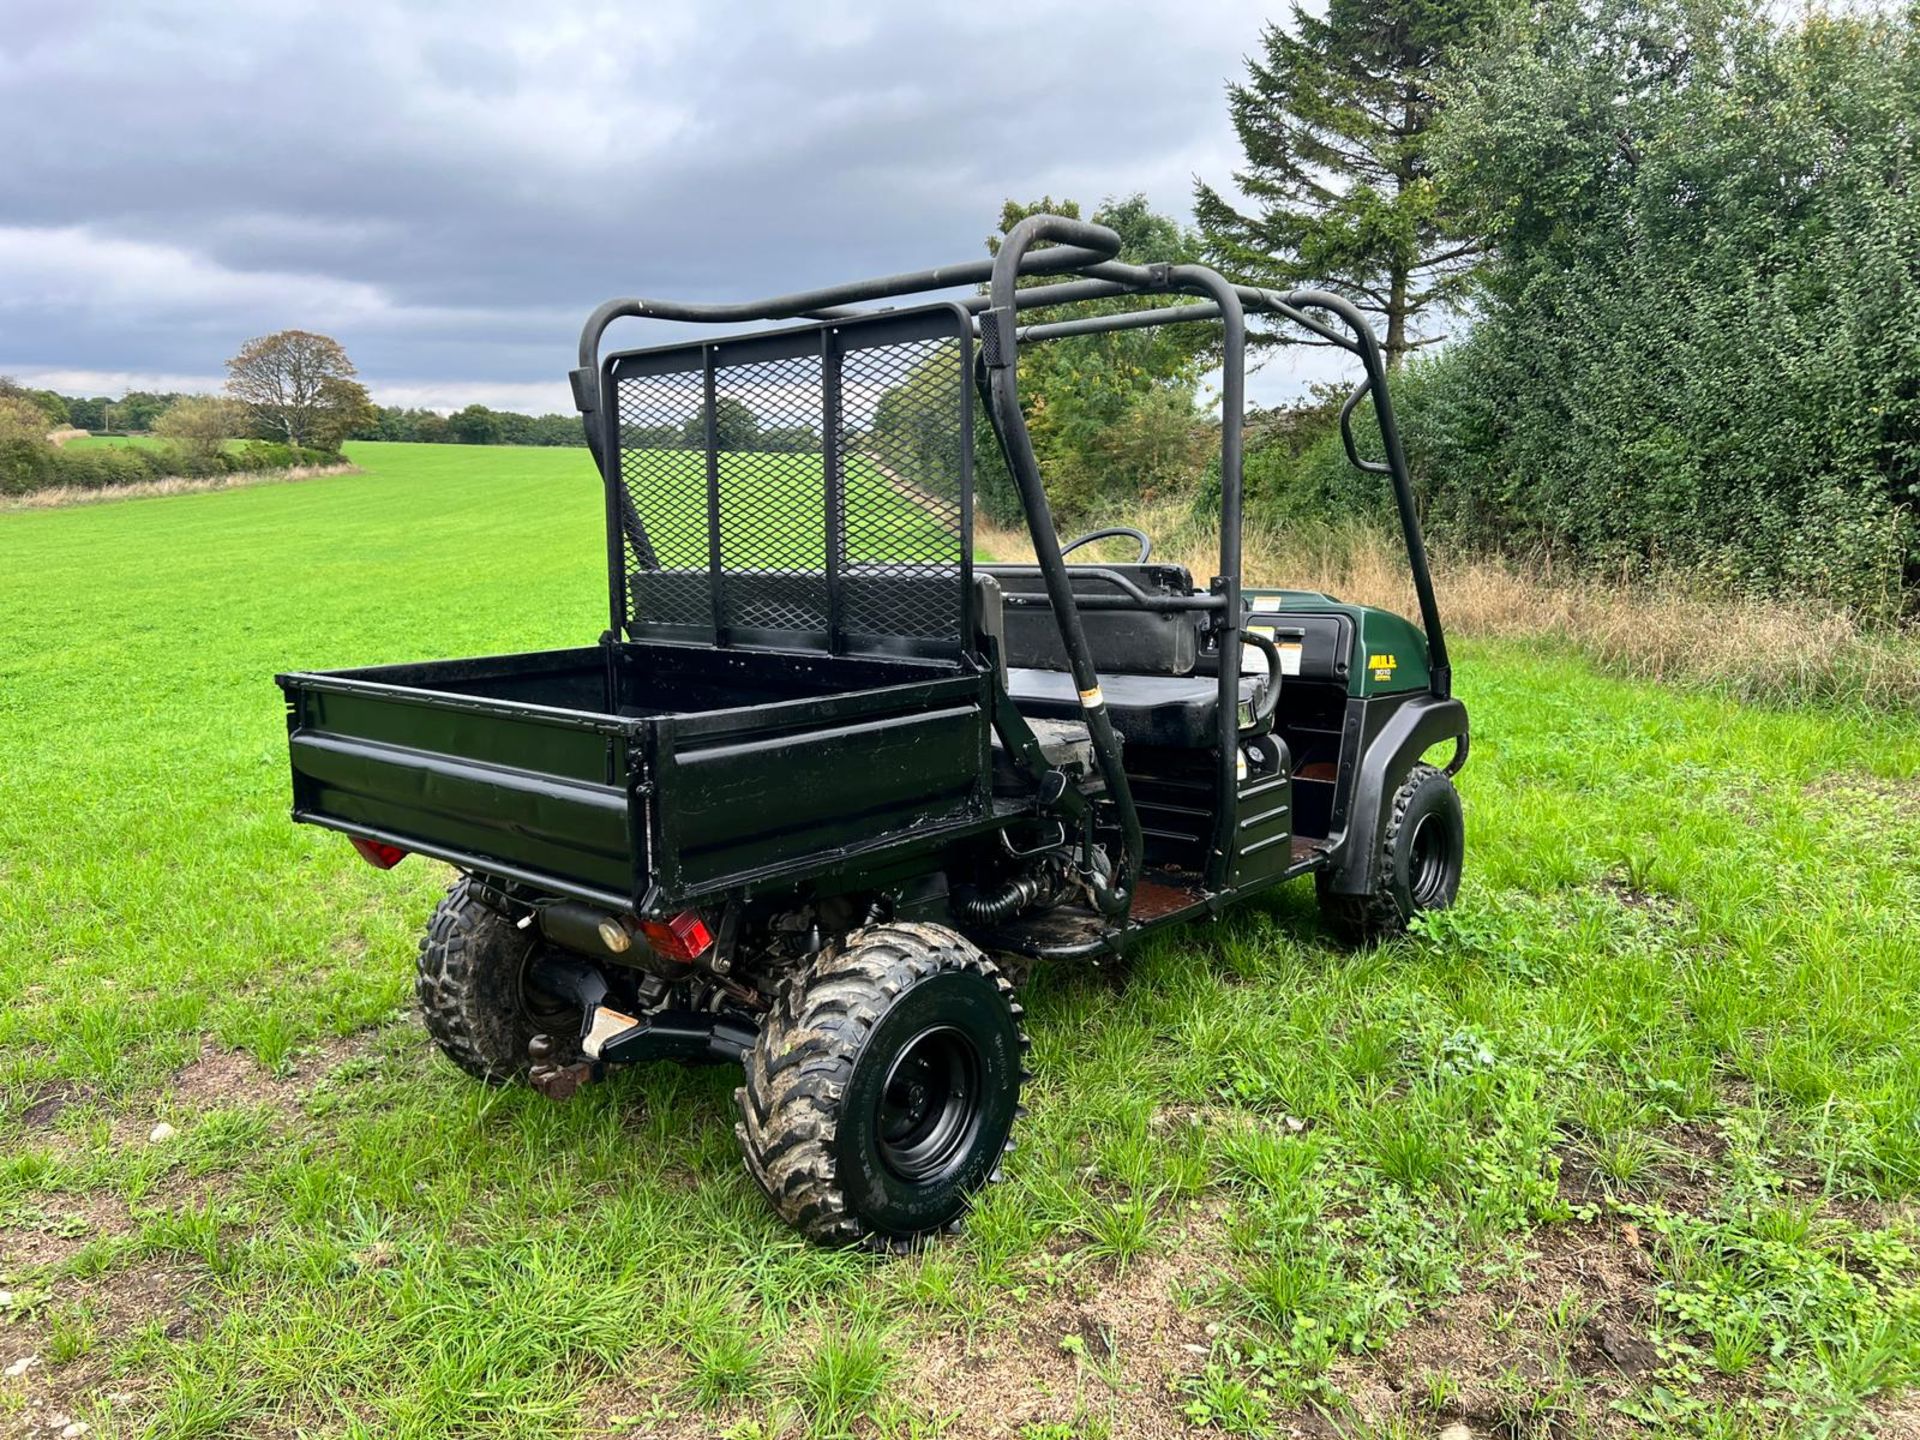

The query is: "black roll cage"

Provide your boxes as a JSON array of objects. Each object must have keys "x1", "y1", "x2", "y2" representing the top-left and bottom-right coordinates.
[{"x1": 572, "y1": 215, "x2": 1448, "y2": 915}]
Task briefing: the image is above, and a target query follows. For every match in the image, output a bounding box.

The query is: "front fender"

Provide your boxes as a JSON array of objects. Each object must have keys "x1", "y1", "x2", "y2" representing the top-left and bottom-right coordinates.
[{"x1": 1323, "y1": 694, "x2": 1468, "y2": 896}]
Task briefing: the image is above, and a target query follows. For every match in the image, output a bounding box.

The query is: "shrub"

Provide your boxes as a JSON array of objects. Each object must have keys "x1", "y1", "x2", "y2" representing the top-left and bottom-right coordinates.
[
  {"x1": 231, "y1": 440, "x2": 329, "y2": 472},
  {"x1": 0, "y1": 396, "x2": 57, "y2": 495},
  {"x1": 154, "y1": 396, "x2": 248, "y2": 469},
  {"x1": 1393, "y1": 0, "x2": 1920, "y2": 618},
  {"x1": 45, "y1": 444, "x2": 169, "y2": 490}
]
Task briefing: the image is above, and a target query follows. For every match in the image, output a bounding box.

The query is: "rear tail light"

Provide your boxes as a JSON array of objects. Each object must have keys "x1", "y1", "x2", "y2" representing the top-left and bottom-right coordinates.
[
  {"x1": 350, "y1": 836, "x2": 409, "y2": 869},
  {"x1": 639, "y1": 910, "x2": 713, "y2": 962}
]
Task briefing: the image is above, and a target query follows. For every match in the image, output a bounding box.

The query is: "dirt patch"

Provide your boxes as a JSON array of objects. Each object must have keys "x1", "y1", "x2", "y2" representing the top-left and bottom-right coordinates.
[
  {"x1": 0, "y1": 1185, "x2": 128, "y2": 1274},
  {"x1": 907, "y1": 1226, "x2": 1223, "y2": 1438},
  {"x1": 167, "y1": 1032, "x2": 365, "y2": 1110},
  {"x1": 17, "y1": 1082, "x2": 93, "y2": 1131},
  {"x1": 1304, "y1": 1213, "x2": 1793, "y2": 1438},
  {"x1": 46, "y1": 1032, "x2": 373, "y2": 1159},
  {"x1": 1597, "y1": 873, "x2": 1680, "y2": 916},
  {"x1": 1877, "y1": 1400, "x2": 1920, "y2": 1438},
  {"x1": 576, "y1": 1360, "x2": 729, "y2": 1440},
  {"x1": 1319, "y1": 1218, "x2": 1658, "y2": 1434},
  {"x1": 0, "y1": 1036, "x2": 379, "y2": 1437},
  {"x1": 0, "y1": 1250, "x2": 199, "y2": 1438},
  {"x1": 170, "y1": 1044, "x2": 291, "y2": 1110}
]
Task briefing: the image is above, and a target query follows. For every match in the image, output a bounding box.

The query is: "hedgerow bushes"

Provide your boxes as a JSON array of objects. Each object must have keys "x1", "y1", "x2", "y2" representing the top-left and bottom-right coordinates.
[
  {"x1": 1239, "y1": 0, "x2": 1920, "y2": 620},
  {"x1": 0, "y1": 427, "x2": 334, "y2": 498}
]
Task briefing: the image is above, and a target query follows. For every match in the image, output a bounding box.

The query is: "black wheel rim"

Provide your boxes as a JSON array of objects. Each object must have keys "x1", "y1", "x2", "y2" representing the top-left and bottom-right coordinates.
[
  {"x1": 517, "y1": 941, "x2": 578, "y2": 1026},
  {"x1": 875, "y1": 1025, "x2": 982, "y2": 1184},
  {"x1": 1407, "y1": 812, "x2": 1453, "y2": 907}
]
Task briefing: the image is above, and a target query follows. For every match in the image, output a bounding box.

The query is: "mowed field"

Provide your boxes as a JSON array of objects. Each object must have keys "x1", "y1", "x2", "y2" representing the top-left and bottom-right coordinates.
[{"x1": 3, "y1": 441, "x2": 1920, "y2": 1439}]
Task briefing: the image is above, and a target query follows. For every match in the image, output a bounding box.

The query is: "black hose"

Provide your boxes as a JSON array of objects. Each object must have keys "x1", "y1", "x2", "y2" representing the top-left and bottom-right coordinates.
[{"x1": 953, "y1": 873, "x2": 1049, "y2": 926}]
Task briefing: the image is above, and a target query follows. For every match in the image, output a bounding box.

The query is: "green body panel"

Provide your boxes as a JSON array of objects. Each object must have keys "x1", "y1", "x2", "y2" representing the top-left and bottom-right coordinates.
[{"x1": 1243, "y1": 589, "x2": 1432, "y2": 697}]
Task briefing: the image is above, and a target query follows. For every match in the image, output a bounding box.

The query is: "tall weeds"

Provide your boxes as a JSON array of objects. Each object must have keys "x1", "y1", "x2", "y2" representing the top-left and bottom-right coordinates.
[{"x1": 978, "y1": 501, "x2": 1920, "y2": 714}]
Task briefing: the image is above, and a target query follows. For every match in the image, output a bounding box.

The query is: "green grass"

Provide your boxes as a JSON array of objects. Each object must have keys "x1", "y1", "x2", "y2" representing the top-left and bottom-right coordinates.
[
  {"x1": 57, "y1": 434, "x2": 170, "y2": 450},
  {"x1": 3, "y1": 441, "x2": 1920, "y2": 1437}
]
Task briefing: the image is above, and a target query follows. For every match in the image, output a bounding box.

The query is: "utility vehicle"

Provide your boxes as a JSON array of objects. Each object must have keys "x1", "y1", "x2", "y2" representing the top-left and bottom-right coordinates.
[{"x1": 276, "y1": 216, "x2": 1468, "y2": 1247}]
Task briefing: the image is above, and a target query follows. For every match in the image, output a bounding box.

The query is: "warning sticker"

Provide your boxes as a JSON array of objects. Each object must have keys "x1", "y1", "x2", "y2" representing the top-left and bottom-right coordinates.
[
  {"x1": 1078, "y1": 685, "x2": 1105, "y2": 709},
  {"x1": 1244, "y1": 626, "x2": 1302, "y2": 676}
]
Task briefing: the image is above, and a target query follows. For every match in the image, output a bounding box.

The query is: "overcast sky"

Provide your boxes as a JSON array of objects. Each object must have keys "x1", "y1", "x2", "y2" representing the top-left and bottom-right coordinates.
[{"x1": 1, "y1": 0, "x2": 1348, "y2": 414}]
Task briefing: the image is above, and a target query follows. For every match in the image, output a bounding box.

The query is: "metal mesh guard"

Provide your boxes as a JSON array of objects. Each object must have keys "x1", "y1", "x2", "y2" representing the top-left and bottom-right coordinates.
[{"x1": 610, "y1": 309, "x2": 969, "y2": 654}]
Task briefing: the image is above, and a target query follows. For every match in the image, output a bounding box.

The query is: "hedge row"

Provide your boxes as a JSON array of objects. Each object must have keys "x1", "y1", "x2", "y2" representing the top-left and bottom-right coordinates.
[{"x1": 0, "y1": 439, "x2": 336, "y2": 497}]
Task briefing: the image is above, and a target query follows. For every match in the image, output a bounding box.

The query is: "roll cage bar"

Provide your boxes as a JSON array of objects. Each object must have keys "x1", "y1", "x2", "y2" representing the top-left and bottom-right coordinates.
[{"x1": 572, "y1": 215, "x2": 1448, "y2": 920}]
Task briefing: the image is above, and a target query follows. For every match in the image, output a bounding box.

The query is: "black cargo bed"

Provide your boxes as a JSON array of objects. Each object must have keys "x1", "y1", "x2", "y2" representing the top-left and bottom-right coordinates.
[{"x1": 277, "y1": 643, "x2": 994, "y2": 910}]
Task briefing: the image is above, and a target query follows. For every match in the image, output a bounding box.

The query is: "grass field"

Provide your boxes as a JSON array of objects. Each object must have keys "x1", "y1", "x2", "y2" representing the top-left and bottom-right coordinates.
[
  {"x1": 56, "y1": 436, "x2": 170, "y2": 451},
  {"x1": 3, "y1": 441, "x2": 1919, "y2": 1439}
]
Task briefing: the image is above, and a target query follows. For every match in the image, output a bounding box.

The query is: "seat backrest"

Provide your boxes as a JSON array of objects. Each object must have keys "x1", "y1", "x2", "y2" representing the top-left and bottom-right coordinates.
[
  {"x1": 629, "y1": 567, "x2": 967, "y2": 656},
  {"x1": 980, "y1": 563, "x2": 1201, "y2": 675}
]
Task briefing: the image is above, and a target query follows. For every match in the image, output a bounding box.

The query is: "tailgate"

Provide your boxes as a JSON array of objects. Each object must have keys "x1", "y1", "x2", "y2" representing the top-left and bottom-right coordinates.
[{"x1": 279, "y1": 673, "x2": 638, "y2": 906}]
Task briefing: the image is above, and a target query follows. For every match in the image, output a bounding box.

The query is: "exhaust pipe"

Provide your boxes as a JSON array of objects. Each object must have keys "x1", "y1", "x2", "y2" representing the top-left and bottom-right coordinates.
[{"x1": 537, "y1": 901, "x2": 642, "y2": 964}]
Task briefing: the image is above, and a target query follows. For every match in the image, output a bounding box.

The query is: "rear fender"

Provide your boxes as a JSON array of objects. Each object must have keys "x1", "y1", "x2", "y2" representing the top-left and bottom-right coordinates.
[{"x1": 1324, "y1": 695, "x2": 1468, "y2": 896}]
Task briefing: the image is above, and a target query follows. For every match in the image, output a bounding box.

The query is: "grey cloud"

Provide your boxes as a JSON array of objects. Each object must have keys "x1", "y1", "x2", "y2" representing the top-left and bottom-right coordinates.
[{"x1": 1, "y1": 0, "x2": 1347, "y2": 409}]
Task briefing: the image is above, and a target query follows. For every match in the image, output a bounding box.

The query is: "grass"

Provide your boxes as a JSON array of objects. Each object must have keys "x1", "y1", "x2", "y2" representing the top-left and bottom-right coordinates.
[
  {"x1": 56, "y1": 434, "x2": 171, "y2": 451},
  {"x1": 1, "y1": 440, "x2": 1919, "y2": 1436},
  {"x1": 621, "y1": 448, "x2": 959, "y2": 566}
]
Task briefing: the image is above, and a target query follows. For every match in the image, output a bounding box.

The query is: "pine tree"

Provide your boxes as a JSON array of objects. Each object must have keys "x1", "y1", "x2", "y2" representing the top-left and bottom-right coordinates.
[{"x1": 1194, "y1": 0, "x2": 1501, "y2": 367}]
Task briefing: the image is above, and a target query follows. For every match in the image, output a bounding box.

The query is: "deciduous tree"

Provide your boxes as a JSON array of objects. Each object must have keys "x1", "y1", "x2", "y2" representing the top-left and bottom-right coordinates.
[
  {"x1": 975, "y1": 195, "x2": 1209, "y2": 522},
  {"x1": 224, "y1": 330, "x2": 369, "y2": 450},
  {"x1": 0, "y1": 394, "x2": 55, "y2": 493}
]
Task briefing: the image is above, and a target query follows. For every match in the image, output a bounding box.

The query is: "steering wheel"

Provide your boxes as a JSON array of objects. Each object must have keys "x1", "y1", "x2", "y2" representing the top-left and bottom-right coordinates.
[{"x1": 1059, "y1": 526, "x2": 1152, "y2": 564}]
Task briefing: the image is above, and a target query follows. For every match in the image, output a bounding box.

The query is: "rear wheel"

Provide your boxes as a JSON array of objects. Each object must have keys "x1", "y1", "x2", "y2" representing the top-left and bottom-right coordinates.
[
  {"x1": 735, "y1": 924, "x2": 1025, "y2": 1247},
  {"x1": 1317, "y1": 763, "x2": 1464, "y2": 943},
  {"x1": 415, "y1": 878, "x2": 578, "y2": 1082}
]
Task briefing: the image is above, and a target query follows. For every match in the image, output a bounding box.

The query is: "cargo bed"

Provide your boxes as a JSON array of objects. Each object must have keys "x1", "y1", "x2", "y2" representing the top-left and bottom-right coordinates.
[{"x1": 277, "y1": 644, "x2": 995, "y2": 911}]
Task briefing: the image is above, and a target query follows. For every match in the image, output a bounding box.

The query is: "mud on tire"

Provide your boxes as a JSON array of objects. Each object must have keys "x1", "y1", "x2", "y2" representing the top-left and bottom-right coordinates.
[
  {"x1": 735, "y1": 923, "x2": 1026, "y2": 1247},
  {"x1": 415, "y1": 877, "x2": 576, "y2": 1083}
]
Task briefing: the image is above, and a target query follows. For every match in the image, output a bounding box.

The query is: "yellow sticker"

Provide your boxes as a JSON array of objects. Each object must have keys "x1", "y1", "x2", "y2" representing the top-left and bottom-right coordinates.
[
  {"x1": 1369, "y1": 651, "x2": 1398, "y2": 683},
  {"x1": 1078, "y1": 685, "x2": 1104, "y2": 709}
]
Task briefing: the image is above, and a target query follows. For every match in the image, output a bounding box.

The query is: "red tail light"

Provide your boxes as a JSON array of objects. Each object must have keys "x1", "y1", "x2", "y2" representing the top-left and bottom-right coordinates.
[
  {"x1": 639, "y1": 910, "x2": 713, "y2": 962},
  {"x1": 350, "y1": 836, "x2": 409, "y2": 869}
]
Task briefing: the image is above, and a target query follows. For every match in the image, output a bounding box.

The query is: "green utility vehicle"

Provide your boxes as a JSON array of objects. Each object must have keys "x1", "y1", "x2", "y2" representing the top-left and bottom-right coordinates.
[{"x1": 276, "y1": 216, "x2": 1468, "y2": 1247}]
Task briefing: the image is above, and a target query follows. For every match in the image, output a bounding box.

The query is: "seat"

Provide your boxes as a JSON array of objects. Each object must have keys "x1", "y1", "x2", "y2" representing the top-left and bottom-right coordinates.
[
  {"x1": 1006, "y1": 667, "x2": 1259, "y2": 749},
  {"x1": 980, "y1": 563, "x2": 1204, "y2": 674}
]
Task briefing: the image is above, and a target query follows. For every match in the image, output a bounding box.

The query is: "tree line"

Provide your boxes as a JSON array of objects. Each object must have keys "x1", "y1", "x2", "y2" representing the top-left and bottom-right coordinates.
[
  {"x1": 0, "y1": 330, "x2": 373, "y2": 494},
  {"x1": 13, "y1": 0, "x2": 1915, "y2": 613}
]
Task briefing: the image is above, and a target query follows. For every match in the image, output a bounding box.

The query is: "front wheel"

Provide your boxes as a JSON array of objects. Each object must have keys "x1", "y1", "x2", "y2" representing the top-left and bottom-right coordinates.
[
  {"x1": 1317, "y1": 763, "x2": 1464, "y2": 943},
  {"x1": 735, "y1": 923, "x2": 1026, "y2": 1248}
]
